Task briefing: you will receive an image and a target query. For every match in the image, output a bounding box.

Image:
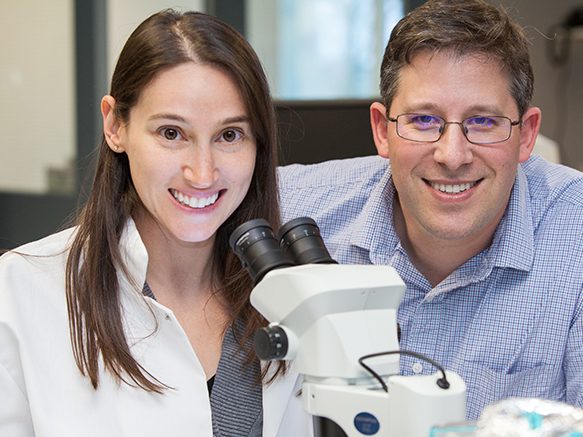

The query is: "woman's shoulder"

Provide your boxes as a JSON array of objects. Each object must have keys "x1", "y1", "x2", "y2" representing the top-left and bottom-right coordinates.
[
  {"x1": 6, "y1": 226, "x2": 76, "y2": 253},
  {"x1": 0, "y1": 226, "x2": 78, "y2": 282},
  {"x1": 0, "y1": 228, "x2": 78, "y2": 337}
]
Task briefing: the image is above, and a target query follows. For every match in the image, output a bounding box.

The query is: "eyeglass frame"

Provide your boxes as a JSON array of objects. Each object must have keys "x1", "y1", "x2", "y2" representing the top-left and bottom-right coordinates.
[{"x1": 386, "y1": 113, "x2": 522, "y2": 145}]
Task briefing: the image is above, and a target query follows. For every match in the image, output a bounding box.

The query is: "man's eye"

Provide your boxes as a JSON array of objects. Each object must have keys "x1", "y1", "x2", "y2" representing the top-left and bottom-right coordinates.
[
  {"x1": 160, "y1": 127, "x2": 181, "y2": 140},
  {"x1": 220, "y1": 129, "x2": 243, "y2": 143},
  {"x1": 410, "y1": 115, "x2": 440, "y2": 127},
  {"x1": 466, "y1": 117, "x2": 496, "y2": 128}
]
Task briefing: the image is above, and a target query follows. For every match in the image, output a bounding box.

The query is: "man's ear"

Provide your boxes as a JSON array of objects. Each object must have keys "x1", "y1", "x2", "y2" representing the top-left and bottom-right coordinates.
[
  {"x1": 370, "y1": 101, "x2": 390, "y2": 158},
  {"x1": 101, "y1": 95, "x2": 125, "y2": 153},
  {"x1": 518, "y1": 106, "x2": 542, "y2": 163}
]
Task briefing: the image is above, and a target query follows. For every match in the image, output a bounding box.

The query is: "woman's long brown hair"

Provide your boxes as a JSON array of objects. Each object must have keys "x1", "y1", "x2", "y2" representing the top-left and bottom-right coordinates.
[{"x1": 66, "y1": 10, "x2": 283, "y2": 392}]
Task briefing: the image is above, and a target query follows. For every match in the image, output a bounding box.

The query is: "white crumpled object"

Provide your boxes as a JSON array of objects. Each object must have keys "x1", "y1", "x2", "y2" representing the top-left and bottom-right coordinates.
[{"x1": 475, "y1": 398, "x2": 583, "y2": 437}]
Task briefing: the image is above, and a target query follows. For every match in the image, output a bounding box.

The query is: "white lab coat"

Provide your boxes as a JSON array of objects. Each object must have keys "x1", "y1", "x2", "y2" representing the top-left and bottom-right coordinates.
[{"x1": 0, "y1": 219, "x2": 313, "y2": 437}]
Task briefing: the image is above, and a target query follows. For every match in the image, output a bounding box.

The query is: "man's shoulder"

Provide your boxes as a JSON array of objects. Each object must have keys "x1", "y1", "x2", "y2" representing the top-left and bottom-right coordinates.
[
  {"x1": 278, "y1": 155, "x2": 388, "y2": 191},
  {"x1": 277, "y1": 155, "x2": 390, "y2": 225},
  {"x1": 520, "y1": 156, "x2": 583, "y2": 244},
  {"x1": 522, "y1": 156, "x2": 583, "y2": 208}
]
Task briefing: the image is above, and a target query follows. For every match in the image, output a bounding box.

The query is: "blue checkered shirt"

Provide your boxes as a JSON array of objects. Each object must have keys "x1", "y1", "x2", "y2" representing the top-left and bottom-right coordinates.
[{"x1": 278, "y1": 154, "x2": 583, "y2": 420}]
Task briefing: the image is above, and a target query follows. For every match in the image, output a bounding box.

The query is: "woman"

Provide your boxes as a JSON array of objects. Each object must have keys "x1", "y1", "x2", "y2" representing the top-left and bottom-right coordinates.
[{"x1": 0, "y1": 10, "x2": 312, "y2": 437}]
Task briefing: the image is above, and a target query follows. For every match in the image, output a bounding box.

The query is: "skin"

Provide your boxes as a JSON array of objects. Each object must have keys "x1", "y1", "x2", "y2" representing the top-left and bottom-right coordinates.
[
  {"x1": 101, "y1": 62, "x2": 257, "y2": 377},
  {"x1": 370, "y1": 50, "x2": 541, "y2": 286}
]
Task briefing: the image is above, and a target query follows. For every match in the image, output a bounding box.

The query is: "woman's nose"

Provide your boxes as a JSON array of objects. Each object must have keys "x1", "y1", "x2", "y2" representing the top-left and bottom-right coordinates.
[{"x1": 182, "y1": 146, "x2": 218, "y2": 188}]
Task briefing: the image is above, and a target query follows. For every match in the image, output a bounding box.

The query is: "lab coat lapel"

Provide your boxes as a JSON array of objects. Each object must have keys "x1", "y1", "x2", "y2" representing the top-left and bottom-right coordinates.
[{"x1": 262, "y1": 365, "x2": 302, "y2": 437}]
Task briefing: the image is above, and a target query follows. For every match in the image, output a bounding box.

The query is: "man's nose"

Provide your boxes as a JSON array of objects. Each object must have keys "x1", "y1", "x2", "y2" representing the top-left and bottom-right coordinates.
[{"x1": 432, "y1": 122, "x2": 473, "y2": 169}]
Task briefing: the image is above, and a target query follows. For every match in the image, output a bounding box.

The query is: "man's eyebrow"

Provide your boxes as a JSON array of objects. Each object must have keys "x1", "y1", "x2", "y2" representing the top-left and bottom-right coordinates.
[
  {"x1": 464, "y1": 105, "x2": 505, "y2": 115},
  {"x1": 400, "y1": 103, "x2": 440, "y2": 113},
  {"x1": 400, "y1": 103, "x2": 505, "y2": 116}
]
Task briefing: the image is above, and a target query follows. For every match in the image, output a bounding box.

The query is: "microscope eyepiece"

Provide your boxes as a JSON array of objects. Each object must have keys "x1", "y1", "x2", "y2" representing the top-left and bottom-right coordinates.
[
  {"x1": 278, "y1": 217, "x2": 336, "y2": 265},
  {"x1": 229, "y1": 217, "x2": 335, "y2": 285},
  {"x1": 229, "y1": 218, "x2": 294, "y2": 284}
]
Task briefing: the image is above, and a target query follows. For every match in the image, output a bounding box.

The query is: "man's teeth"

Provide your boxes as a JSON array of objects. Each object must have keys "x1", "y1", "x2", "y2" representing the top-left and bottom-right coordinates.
[
  {"x1": 431, "y1": 182, "x2": 474, "y2": 194},
  {"x1": 171, "y1": 189, "x2": 219, "y2": 208}
]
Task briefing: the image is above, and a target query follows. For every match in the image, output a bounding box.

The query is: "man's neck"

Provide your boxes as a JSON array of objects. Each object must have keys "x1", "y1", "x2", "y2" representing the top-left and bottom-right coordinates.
[{"x1": 393, "y1": 200, "x2": 493, "y2": 287}]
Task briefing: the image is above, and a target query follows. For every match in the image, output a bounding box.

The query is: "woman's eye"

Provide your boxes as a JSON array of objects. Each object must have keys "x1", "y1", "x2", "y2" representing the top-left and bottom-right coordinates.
[
  {"x1": 220, "y1": 129, "x2": 243, "y2": 143},
  {"x1": 160, "y1": 127, "x2": 181, "y2": 141}
]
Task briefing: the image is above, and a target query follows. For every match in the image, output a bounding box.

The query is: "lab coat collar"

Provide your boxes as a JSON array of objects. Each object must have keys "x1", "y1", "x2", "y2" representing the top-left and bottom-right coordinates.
[
  {"x1": 118, "y1": 218, "x2": 149, "y2": 292},
  {"x1": 263, "y1": 363, "x2": 303, "y2": 436}
]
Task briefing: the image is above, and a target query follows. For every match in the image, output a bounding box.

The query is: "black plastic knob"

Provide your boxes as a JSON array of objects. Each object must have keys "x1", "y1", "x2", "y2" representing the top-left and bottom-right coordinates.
[{"x1": 254, "y1": 325, "x2": 289, "y2": 360}]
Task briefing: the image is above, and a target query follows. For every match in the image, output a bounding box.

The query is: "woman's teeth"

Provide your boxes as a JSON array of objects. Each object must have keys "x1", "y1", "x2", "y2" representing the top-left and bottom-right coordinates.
[
  {"x1": 431, "y1": 182, "x2": 474, "y2": 194},
  {"x1": 171, "y1": 189, "x2": 219, "y2": 208}
]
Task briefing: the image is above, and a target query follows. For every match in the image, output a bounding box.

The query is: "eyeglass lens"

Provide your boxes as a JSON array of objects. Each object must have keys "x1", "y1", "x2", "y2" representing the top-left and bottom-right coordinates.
[{"x1": 396, "y1": 114, "x2": 513, "y2": 144}]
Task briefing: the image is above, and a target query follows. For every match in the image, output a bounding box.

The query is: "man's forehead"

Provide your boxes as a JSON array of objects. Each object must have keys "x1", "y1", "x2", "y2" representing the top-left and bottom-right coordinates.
[{"x1": 391, "y1": 50, "x2": 517, "y2": 115}]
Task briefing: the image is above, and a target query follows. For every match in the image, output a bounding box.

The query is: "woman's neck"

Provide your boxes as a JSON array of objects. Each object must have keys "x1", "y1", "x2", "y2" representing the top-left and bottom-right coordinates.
[{"x1": 133, "y1": 210, "x2": 216, "y2": 299}]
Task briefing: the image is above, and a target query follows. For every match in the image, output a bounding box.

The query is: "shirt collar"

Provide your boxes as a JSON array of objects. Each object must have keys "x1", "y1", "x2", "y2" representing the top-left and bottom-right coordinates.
[
  {"x1": 349, "y1": 162, "x2": 534, "y2": 272},
  {"x1": 487, "y1": 166, "x2": 534, "y2": 271},
  {"x1": 350, "y1": 160, "x2": 400, "y2": 264}
]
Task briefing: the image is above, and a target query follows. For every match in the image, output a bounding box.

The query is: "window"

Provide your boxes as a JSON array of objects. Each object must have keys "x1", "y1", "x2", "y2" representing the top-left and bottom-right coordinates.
[{"x1": 247, "y1": 0, "x2": 404, "y2": 100}]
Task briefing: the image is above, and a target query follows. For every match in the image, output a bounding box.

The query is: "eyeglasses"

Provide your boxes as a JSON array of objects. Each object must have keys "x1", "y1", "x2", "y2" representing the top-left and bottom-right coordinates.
[{"x1": 387, "y1": 113, "x2": 521, "y2": 145}]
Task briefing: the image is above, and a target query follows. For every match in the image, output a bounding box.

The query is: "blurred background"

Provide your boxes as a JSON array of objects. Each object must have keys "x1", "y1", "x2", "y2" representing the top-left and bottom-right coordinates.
[{"x1": 1, "y1": 0, "x2": 581, "y2": 248}]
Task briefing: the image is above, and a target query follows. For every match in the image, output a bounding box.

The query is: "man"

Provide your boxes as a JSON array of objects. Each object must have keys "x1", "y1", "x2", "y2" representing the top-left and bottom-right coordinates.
[{"x1": 278, "y1": 0, "x2": 583, "y2": 420}]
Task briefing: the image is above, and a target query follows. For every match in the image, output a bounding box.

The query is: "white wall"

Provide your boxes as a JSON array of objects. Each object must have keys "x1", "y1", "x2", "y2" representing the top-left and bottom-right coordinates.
[
  {"x1": 0, "y1": 0, "x2": 75, "y2": 193},
  {"x1": 498, "y1": 0, "x2": 583, "y2": 169}
]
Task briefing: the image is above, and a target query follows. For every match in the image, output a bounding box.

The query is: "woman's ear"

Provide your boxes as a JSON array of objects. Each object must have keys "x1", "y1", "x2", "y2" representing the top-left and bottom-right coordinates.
[
  {"x1": 370, "y1": 101, "x2": 390, "y2": 158},
  {"x1": 101, "y1": 95, "x2": 125, "y2": 153}
]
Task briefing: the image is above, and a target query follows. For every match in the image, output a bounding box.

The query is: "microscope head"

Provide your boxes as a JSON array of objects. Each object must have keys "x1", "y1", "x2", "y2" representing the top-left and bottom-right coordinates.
[
  {"x1": 251, "y1": 263, "x2": 405, "y2": 381},
  {"x1": 230, "y1": 218, "x2": 406, "y2": 382}
]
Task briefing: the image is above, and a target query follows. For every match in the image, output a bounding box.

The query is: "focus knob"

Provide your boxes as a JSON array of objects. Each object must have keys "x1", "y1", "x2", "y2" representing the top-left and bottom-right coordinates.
[{"x1": 254, "y1": 325, "x2": 289, "y2": 360}]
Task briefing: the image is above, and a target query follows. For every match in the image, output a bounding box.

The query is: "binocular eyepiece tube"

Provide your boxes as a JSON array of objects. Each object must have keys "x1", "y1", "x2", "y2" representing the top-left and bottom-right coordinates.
[
  {"x1": 229, "y1": 216, "x2": 336, "y2": 284},
  {"x1": 229, "y1": 217, "x2": 336, "y2": 362}
]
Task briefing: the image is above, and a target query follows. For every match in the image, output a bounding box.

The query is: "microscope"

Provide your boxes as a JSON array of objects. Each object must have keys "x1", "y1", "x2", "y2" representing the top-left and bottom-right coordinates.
[{"x1": 229, "y1": 217, "x2": 466, "y2": 437}]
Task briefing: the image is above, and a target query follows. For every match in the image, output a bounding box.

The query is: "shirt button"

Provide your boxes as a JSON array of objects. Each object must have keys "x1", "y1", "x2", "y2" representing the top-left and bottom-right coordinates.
[{"x1": 412, "y1": 362, "x2": 423, "y2": 374}]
